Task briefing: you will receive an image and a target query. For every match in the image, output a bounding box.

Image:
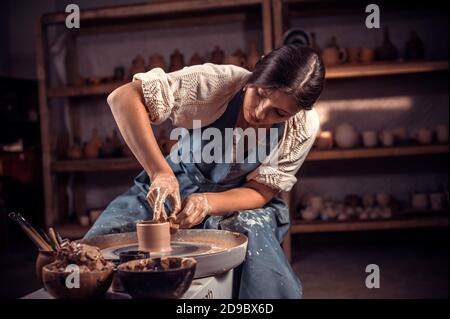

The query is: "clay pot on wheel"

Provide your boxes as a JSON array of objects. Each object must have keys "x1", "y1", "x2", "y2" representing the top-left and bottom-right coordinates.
[{"x1": 136, "y1": 221, "x2": 172, "y2": 253}]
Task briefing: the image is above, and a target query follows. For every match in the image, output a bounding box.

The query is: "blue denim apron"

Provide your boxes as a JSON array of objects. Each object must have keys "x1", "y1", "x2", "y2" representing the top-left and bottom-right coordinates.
[{"x1": 85, "y1": 88, "x2": 302, "y2": 299}]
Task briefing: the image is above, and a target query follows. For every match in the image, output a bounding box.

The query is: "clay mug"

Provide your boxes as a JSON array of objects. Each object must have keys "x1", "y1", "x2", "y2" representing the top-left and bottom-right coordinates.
[
  {"x1": 362, "y1": 131, "x2": 378, "y2": 148},
  {"x1": 379, "y1": 130, "x2": 394, "y2": 147},
  {"x1": 435, "y1": 125, "x2": 448, "y2": 144},
  {"x1": 322, "y1": 47, "x2": 347, "y2": 66},
  {"x1": 347, "y1": 48, "x2": 361, "y2": 63},
  {"x1": 361, "y1": 48, "x2": 376, "y2": 64},
  {"x1": 411, "y1": 193, "x2": 428, "y2": 211},
  {"x1": 137, "y1": 221, "x2": 172, "y2": 253},
  {"x1": 429, "y1": 192, "x2": 445, "y2": 211},
  {"x1": 415, "y1": 128, "x2": 433, "y2": 145}
]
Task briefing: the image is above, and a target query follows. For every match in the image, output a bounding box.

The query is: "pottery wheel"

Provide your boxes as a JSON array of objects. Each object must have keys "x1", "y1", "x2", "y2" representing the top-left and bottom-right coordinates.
[
  {"x1": 79, "y1": 229, "x2": 248, "y2": 279},
  {"x1": 101, "y1": 241, "x2": 213, "y2": 260}
]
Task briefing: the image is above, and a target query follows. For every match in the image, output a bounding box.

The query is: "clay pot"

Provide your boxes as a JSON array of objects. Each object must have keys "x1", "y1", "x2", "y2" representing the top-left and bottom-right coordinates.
[
  {"x1": 376, "y1": 28, "x2": 398, "y2": 61},
  {"x1": 224, "y1": 49, "x2": 247, "y2": 68},
  {"x1": 36, "y1": 250, "x2": 56, "y2": 285},
  {"x1": 379, "y1": 130, "x2": 394, "y2": 147},
  {"x1": 136, "y1": 221, "x2": 172, "y2": 253},
  {"x1": 188, "y1": 52, "x2": 205, "y2": 66},
  {"x1": 322, "y1": 36, "x2": 347, "y2": 66},
  {"x1": 361, "y1": 48, "x2": 376, "y2": 64},
  {"x1": 335, "y1": 123, "x2": 359, "y2": 149},
  {"x1": 84, "y1": 129, "x2": 102, "y2": 159},
  {"x1": 210, "y1": 45, "x2": 225, "y2": 64},
  {"x1": 315, "y1": 131, "x2": 333, "y2": 150},
  {"x1": 43, "y1": 264, "x2": 114, "y2": 299},
  {"x1": 148, "y1": 53, "x2": 166, "y2": 71},
  {"x1": 247, "y1": 42, "x2": 261, "y2": 71},
  {"x1": 169, "y1": 49, "x2": 185, "y2": 72},
  {"x1": 67, "y1": 138, "x2": 82, "y2": 160},
  {"x1": 404, "y1": 30, "x2": 425, "y2": 60},
  {"x1": 362, "y1": 131, "x2": 378, "y2": 148},
  {"x1": 411, "y1": 193, "x2": 428, "y2": 211},
  {"x1": 435, "y1": 125, "x2": 449, "y2": 144},
  {"x1": 414, "y1": 128, "x2": 433, "y2": 145},
  {"x1": 129, "y1": 55, "x2": 147, "y2": 79},
  {"x1": 347, "y1": 47, "x2": 362, "y2": 64}
]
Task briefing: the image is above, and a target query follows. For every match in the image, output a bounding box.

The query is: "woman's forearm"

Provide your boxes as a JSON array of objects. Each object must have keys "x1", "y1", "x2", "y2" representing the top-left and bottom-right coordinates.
[
  {"x1": 107, "y1": 81, "x2": 172, "y2": 179},
  {"x1": 205, "y1": 181, "x2": 278, "y2": 215}
]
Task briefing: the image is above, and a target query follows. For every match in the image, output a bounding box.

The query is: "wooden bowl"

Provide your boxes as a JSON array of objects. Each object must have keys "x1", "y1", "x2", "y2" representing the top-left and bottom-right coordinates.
[
  {"x1": 118, "y1": 257, "x2": 196, "y2": 299},
  {"x1": 42, "y1": 263, "x2": 114, "y2": 299}
]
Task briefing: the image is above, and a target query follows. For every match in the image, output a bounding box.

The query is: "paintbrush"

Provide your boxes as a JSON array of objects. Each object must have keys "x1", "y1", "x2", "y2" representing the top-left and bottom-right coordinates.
[
  {"x1": 48, "y1": 227, "x2": 61, "y2": 250},
  {"x1": 8, "y1": 212, "x2": 53, "y2": 251}
]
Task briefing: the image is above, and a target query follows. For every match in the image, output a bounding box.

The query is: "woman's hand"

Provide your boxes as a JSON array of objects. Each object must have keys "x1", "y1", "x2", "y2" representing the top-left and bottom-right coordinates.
[
  {"x1": 174, "y1": 193, "x2": 212, "y2": 229},
  {"x1": 146, "y1": 173, "x2": 181, "y2": 223}
]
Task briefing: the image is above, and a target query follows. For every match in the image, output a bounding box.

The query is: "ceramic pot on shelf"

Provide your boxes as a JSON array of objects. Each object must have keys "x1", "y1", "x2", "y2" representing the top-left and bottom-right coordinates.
[
  {"x1": 210, "y1": 46, "x2": 225, "y2": 64},
  {"x1": 169, "y1": 49, "x2": 185, "y2": 72},
  {"x1": 334, "y1": 123, "x2": 359, "y2": 149},
  {"x1": 376, "y1": 28, "x2": 398, "y2": 61},
  {"x1": 404, "y1": 30, "x2": 425, "y2": 60},
  {"x1": 129, "y1": 55, "x2": 146, "y2": 79},
  {"x1": 84, "y1": 129, "x2": 102, "y2": 159},
  {"x1": 188, "y1": 52, "x2": 205, "y2": 66},
  {"x1": 148, "y1": 53, "x2": 166, "y2": 71},
  {"x1": 322, "y1": 36, "x2": 347, "y2": 66}
]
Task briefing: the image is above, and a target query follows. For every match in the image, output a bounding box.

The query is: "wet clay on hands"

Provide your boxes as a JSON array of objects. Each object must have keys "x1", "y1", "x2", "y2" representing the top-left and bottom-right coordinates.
[
  {"x1": 146, "y1": 174, "x2": 181, "y2": 223},
  {"x1": 174, "y1": 193, "x2": 212, "y2": 229}
]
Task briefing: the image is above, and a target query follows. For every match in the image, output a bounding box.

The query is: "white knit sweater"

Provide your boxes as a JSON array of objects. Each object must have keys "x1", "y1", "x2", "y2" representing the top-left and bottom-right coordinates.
[{"x1": 133, "y1": 63, "x2": 320, "y2": 192}]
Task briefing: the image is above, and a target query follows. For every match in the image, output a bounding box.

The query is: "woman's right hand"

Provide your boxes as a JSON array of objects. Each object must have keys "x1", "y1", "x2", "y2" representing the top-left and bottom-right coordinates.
[{"x1": 146, "y1": 173, "x2": 181, "y2": 222}]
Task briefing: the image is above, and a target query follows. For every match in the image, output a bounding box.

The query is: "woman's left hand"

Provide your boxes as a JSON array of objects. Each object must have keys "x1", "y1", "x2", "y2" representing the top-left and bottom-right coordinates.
[{"x1": 174, "y1": 193, "x2": 212, "y2": 228}]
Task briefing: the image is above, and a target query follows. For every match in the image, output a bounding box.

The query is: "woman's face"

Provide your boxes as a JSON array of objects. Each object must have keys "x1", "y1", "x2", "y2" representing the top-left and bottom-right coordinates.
[{"x1": 242, "y1": 87, "x2": 299, "y2": 127}]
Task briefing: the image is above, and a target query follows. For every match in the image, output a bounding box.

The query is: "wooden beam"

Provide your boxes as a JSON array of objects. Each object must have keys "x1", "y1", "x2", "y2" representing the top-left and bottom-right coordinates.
[
  {"x1": 262, "y1": 0, "x2": 273, "y2": 54},
  {"x1": 35, "y1": 18, "x2": 56, "y2": 227},
  {"x1": 42, "y1": 0, "x2": 262, "y2": 25}
]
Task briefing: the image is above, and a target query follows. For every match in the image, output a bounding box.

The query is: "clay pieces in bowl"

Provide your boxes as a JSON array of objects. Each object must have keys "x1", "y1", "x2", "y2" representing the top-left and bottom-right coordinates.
[
  {"x1": 43, "y1": 265, "x2": 114, "y2": 299},
  {"x1": 42, "y1": 242, "x2": 114, "y2": 299},
  {"x1": 118, "y1": 257, "x2": 197, "y2": 299}
]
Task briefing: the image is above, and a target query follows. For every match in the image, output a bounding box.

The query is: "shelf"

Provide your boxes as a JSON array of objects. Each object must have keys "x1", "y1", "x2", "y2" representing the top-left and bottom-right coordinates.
[
  {"x1": 307, "y1": 144, "x2": 449, "y2": 161},
  {"x1": 291, "y1": 215, "x2": 449, "y2": 234},
  {"x1": 52, "y1": 158, "x2": 141, "y2": 172},
  {"x1": 47, "y1": 82, "x2": 126, "y2": 98},
  {"x1": 46, "y1": 61, "x2": 449, "y2": 98},
  {"x1": 325, "y1": 60, "x2": 449, "y2": 79}
]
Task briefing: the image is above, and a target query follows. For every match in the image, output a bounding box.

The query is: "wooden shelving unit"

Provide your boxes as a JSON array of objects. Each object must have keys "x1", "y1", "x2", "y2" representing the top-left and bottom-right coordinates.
[
  {"x1": 37, "y1": 0, "x2": 274, "y2": 229},
  {"x1": 272, "y1": 0, "x2": 449, "y2": 261}
]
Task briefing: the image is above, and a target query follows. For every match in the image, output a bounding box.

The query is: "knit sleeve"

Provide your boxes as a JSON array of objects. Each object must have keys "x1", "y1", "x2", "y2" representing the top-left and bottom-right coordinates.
[{"x1": 245, "y1": 108, "x2": 320, "y2": 192}]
